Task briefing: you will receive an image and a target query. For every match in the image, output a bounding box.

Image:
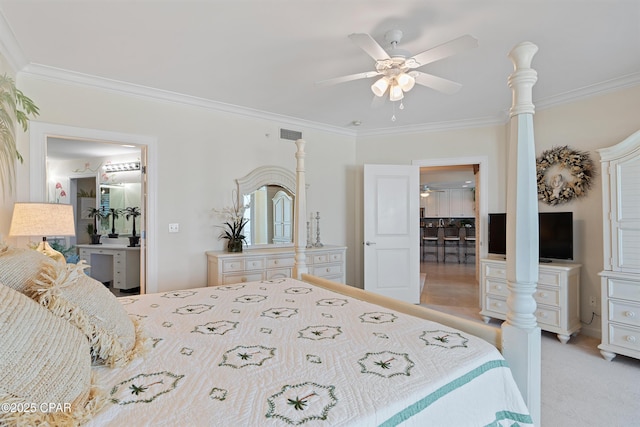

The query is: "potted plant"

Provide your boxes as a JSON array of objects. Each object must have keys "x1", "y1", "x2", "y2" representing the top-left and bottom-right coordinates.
[
  {"x1": 213, "y1": 191, "x2": 249, "y2": 252},
  {"x1": 0, "y1": 73, "x2": 39, "y2": 194},
  {"x1": 86, "y1": 206, "x2": 109, "y2": 244},
  {"x1": 124, "y1": 206, "x2": 141, "y2": 247},
  {"x1": 108, "y1": 208, "x2": 122, "y2": 238}
]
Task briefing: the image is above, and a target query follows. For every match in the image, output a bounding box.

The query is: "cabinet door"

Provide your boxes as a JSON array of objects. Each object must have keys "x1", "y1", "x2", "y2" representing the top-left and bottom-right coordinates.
[
  {"x1": 449, "y1": 189, "x2": 464, "y2": 217},
  {"x1": 611, "y1": 156, "x2": 640, "y2": 273}
]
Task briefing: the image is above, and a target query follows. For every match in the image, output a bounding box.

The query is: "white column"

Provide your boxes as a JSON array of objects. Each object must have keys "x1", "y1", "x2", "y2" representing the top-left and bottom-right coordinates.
[
  {"x1": 503, "y1": 41, "x2": 541, "y2": 427},
  {"x1": 293, "y1": 139, "x2": 308, "y2": 279}
]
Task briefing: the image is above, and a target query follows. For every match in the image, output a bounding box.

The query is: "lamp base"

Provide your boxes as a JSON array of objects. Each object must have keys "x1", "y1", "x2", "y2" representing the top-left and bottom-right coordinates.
[{"x1": 35, "y1": 240, "x2": 66, "y2": 264}]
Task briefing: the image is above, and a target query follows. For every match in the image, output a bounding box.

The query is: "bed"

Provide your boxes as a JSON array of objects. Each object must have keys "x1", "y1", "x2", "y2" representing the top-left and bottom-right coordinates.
[
  {"x1": 1, "y1": 42, "x2": 540, "y2": 426},
  {"x1": 88, "y1": 276, "x2": 531, "y2": 426}
]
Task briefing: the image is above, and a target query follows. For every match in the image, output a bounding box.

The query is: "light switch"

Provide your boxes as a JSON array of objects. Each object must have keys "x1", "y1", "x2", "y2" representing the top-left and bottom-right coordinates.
[{"x1": 169, "y1": 223, "x2": 179, "y2": 233}]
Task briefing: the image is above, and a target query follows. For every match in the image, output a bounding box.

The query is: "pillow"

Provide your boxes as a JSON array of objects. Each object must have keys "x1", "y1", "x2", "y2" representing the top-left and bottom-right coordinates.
[
  {"x1": 0, "y1": 244, "x2": 56, "y2": 294},
  {"x1": 0, "y1": 282, "x2": 102, "y2": 426},
  {"x1": 30, "y1": 260, "x2": 146, "y2": 367}
]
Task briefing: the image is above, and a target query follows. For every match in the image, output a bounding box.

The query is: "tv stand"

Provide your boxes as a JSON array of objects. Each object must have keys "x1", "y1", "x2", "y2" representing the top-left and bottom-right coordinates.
[{"x1": 480, "y1": 257, "x2": 581, "y2": 343}]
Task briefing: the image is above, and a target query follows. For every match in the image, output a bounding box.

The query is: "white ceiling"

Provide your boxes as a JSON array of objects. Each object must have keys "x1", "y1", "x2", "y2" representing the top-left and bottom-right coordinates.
[{"x1": 1, "y1": 1, "x2": 639, "y2": 135}]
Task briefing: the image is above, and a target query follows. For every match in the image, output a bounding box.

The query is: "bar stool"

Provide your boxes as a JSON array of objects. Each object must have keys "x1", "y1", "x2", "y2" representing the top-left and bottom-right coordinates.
[
  {"x1": 464, "y1": 226, "x2": 476, "y2": 263},
  {"x1": 422, "y1": 226, "x2": 439, "y2": 262},
  {"x1": 443, "y1": 226, "x2": 461, "y2": 263}
]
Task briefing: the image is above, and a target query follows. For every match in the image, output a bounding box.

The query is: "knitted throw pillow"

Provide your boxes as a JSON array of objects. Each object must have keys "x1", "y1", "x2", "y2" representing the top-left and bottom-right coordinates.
[
  {"x1": 0, "y1": 282, "x2": 101, "y2": 426},
  {"x1": 30, "y1": 260, "x2": 146, "y2": 367},
  {"x1": 0, "y1": 244, "x2": 55, "y2": 293}
]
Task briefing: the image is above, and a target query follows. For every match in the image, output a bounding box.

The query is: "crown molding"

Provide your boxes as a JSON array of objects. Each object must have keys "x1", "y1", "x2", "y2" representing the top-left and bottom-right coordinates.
[
  {"x1": 20, "y1": 63, "x2": 357, "y2": 138},
  {"x1": 0, "y1": 11, "x2": 27, "y2": 72}
]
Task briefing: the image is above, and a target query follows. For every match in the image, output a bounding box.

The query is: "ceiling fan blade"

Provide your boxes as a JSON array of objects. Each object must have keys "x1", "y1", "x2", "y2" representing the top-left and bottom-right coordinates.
[
  {"x1": 408, "y1": 35, "x2": 478, "y2": 68},
  {"x1": 348, "y1": 33, "x2": 391, "y2": 61},
  {"x1": 316, "y1": 71, "x2": 381, "y2": 86},
  {"x1": 412, "y1": 71, "x2": 462, "y2": 95}
]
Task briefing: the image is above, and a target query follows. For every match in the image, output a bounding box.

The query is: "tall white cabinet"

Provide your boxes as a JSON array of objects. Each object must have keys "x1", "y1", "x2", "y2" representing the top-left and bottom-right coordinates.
[{"x1": 598, "y1": 130, "x2": 640, "y2": 361}]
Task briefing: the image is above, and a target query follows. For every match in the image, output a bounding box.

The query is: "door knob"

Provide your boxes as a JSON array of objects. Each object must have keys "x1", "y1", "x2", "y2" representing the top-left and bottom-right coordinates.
[{"x1": 365, "y1": 241, "x2": 376, "y2": 246}]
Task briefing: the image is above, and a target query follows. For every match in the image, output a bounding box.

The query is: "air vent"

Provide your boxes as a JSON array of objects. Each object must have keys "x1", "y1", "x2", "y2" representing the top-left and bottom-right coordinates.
[{"x1": 280, "y1": 128, "x2": 303, "y2": 141}]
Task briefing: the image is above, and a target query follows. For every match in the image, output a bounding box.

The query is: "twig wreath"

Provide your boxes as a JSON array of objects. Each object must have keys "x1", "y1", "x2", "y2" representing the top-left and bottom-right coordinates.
[{"x1": 536, "y1": 145, "x2": 595, "y2": 205}]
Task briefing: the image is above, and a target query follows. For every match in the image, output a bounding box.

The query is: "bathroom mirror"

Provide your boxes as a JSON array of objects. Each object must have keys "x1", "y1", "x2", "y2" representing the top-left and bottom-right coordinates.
[
  {"x1": 236, "y1": 166, "x2": 296, "y2": 247},
  {"x1": 99, "y1": 182, "x2": 142, "y2": 235}
]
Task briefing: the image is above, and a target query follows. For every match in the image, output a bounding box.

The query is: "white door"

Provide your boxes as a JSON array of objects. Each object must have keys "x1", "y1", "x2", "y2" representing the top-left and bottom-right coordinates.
[{"x1": 364, "y1": 164, "x2": 420, "y2": 303}]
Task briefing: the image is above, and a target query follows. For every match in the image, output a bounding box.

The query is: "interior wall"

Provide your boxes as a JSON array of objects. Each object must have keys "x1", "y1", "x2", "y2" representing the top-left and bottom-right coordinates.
[
  {"x1": 13, "y1": 75, "x2": 357, "y2": 291},
  {"x1": 353, "y1": 85, "x2": 640, "y2": 338},
  {"x1": 0, "y1": 55, "x2": 17, "y2": 238}
]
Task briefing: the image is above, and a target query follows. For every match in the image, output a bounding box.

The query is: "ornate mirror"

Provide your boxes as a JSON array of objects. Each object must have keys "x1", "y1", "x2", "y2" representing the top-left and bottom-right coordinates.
[{"x1": 236, "y1": 166, "x2": 296, "y2": 247}]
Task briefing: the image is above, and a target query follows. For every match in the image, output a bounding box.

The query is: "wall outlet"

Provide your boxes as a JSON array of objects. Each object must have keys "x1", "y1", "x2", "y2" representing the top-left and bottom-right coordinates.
[
  {"x1": 590, "y1": 296, "x2": 597, "y2": 307},
  {"x1": 169, "y1": 223, "x2": 179, "y2": 233}
]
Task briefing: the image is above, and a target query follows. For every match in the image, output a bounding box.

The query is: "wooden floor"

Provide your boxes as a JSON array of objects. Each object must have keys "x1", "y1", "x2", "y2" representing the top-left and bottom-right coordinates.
[{"x1": 420, "y1": 259, "x2": 485, "y2": 323}]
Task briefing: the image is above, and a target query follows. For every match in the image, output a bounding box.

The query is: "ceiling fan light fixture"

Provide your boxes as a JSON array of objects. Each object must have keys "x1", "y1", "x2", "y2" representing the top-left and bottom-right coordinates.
[
  {"x1": 397, "y1": 72, "x2": 415, "y2": 92},
  {"x1": 389, "y1": 84, "x2": 404, "y2": 101},
  {"x1": 371, "y1": 77, "x2": 389, "y2": 97}
]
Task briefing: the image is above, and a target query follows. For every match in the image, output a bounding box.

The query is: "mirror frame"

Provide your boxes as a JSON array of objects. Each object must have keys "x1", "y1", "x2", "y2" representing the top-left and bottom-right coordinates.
[{"x1": 236, "y1": 166, "x2": 296, "y2": 248}]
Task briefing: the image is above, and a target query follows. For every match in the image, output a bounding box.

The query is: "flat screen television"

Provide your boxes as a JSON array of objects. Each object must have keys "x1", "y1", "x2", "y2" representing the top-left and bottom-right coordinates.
[{"x1": 488, "y1": 212, "x2": 573, "y2": 261}]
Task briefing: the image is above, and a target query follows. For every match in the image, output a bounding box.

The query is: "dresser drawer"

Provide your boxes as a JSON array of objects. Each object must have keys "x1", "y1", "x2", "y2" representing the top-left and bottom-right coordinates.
[
  {"x1": 222, "y1": 272, "x2": 264, "y2": 285},
  {"x1": 608, "y1": 323, "x2": 640, "y2": 352},
  {"x1": 609, "y1": 300, "x2": 640, "y2": 327},
  {"x1": 534, "y1": 286, "x2": 560, "y2": 307},
  {"x1": 484, "y1": 295, "x2": 507, "y2": 316},
  {"x1": 608, "y1": 278, "x2": 640, "y2": 302},
  {"x1": 486, "y1": 278, "x2": 508, "y2": 297},
  {"x1": 267, "y1": 257, "x2": 295, "y2": 269},
  {"x1": 266, "y1": 268, "x2": 292, "y2": 280},
  {"x1": 539, "y1": 270, "x2": 562, "y2": 286},
  {"x1": 244, "y1": 258, "x2": 266, "y2": 271},
  {"x1": 310, "y1": 253, "x2": 331, "y2": 264},
  {"x1": 310, "y1": 264, "x2": 342, "y2": 277},
  {"x1": 222, "y1": 259, "x2": 245, "y2": 273},
  {"x1": 535, "y1": 305, "x2": 560, "y2": 328},
  {"x1": 484, "y1": 263, "x2": 506, "y2": 279},
  {"x1": 327, "y1": 252, "x2": 343, "y2": 263}
]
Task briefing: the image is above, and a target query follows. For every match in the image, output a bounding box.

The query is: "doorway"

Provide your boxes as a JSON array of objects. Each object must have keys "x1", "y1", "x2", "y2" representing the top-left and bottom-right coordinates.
[
  {"x1": 413, "y1": 156, "x2": 488, "y2": 318},
  {"x1": 29, "y1": 122, "x2": 158, "y2": 294}
]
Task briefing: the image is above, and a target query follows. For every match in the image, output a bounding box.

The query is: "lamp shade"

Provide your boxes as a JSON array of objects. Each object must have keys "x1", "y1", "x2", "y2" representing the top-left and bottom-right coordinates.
[
  {"x1": 371, "y1": 77, "x2": 390, "y2": 97},
  {"x1": 397, "y1": 72, "x2": 415, "y2": 92},
  {"x1": 9, "y1": 203, "x2": 76, "y2": 237},
  {"x1": 389, "y1": 84, "x2": 404, "y2": 101}
]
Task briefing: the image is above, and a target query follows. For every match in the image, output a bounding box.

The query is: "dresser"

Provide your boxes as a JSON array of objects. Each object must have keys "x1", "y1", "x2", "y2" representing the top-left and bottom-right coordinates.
[
  {"x1": 480, "y1": 257, "x2": 581, "y2": 343},
  {"x1": 77, "y1": 244, "x2": 141, "y2": 291},
  {"x1": 206, "y1": 245, "x2": 346, "y2": 286},
  {"x1": 597, "y1": 130, "x2": 640, "y2": 361}
]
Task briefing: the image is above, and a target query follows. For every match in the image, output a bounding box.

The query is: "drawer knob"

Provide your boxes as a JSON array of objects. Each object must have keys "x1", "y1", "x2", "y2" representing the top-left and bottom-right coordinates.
[
  {"x1": 326, "y1": 268, "x2": 330, "y2": 272},
  {"x1": 539, "y1": 292, "x2": 548, "y2": 298},
  {"x1": 624, "y1": 311, "x2": 636, "y2": 318},
  {"x1": 274, "y1": 260, "x2": 279, "y2": 265},
  {"x1": 494, "y1": 302, "x2": 502, "y2": 308},
  {"x1": 625, "y1": 335, "x2": 637, "y2": 343},
  {"x1": 496, "y1": 285, "x2": 502, "y2": 291},
  {"x1": 538, "y1": 311, "x2": 548, "y2": 319},
  {"x1": 241, "y1": 277, "x2": 247, "y2": 283}
]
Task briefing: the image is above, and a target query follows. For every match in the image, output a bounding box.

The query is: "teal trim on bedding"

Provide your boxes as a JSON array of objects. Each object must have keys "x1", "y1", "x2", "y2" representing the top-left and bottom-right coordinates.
[
  {"x1": 485, "y1": 410, "x2": 534, "y2": 426},
  {"x1": 379, "y1": 360, "x2": 533, "y2": 427}
]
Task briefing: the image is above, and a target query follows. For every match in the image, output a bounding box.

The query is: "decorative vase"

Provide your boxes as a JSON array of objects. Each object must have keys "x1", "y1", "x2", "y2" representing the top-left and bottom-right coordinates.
[
  {"x1": 128, "y1": 236, "x2": 140, "y2": 247},
  {"x1": 227, "y1": 239, "x2": 243, "y2": 253},
  {"x1": 90, "y1": 234, "x2": 102, "y2": 245}
]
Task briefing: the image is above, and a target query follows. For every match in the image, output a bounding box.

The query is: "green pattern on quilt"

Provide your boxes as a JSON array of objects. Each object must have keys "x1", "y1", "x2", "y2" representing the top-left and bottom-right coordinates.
[
  {"x1": 234, "y1": 294, "x2": 267, "y2": 303},
  {"x1": 219, "y1": 345, "x2": 276, "y2": 368},
  {"x1": 484, "y1": 410, "x2": 533, "y2": 426},
  {"x1": 298, "y1": 325, "x2": 342, "y2": 340},
  {"x1": 316, "y1": 298, "x2": 347, "y2": 306},
  {"x1": 266, "y1": 382, "x2": 338, "y2": 425},
  {"x1": 359, "y1": 312, "x2": 398, "y2": 323},
  {"x1": 285, "y1": 287, "x2": 312, "y2": 294},
  {"x1": 209, "y1": 388, "x2": 227, "y2": 401},
  {"x1": 379, "y1": 360, "x2": 533, "y2": 427},
  {"x1": 192, "y1": 320, "x2": 238, "y2": 335},
  {"x1": 420, "y1": 330, "x2": 468, "y2": 349},
  {"x1": 262, "y1": 307, "x2": 299, "y2": 318},
  {"x1": 358, "y1": 351, "x2": 414, "y2": 378},
  {"x1": 110, "y1": 371, "x2": 184, "y2": 405},
  {"x1": 174, "y1": 304, "x2": 213, "y2": 315},
  {"x1": 161, "y1": 290, "x2": 196, "y2": 298}
]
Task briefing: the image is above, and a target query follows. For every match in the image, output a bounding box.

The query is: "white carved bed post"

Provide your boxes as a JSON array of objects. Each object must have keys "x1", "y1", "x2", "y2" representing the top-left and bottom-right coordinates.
[
  {"x1": 293, "y1": 139, "x2": 308, "y2": 278},
  {"x1": 504, "y1": 41, "x2": 541, "y2": 426}
]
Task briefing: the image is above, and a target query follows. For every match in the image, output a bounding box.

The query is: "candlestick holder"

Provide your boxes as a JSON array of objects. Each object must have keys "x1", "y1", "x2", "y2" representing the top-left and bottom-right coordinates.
[{"x1": 314, "y1": 211, "x2": 323, "y2": 247}]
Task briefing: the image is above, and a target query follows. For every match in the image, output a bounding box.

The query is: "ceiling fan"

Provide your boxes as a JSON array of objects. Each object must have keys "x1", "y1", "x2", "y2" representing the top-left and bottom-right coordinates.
[
  {"x1": 318, "y1": 30, "x2": 478, "y2": 102},
  {"x1": 420, "y1": 185, "x2": 445, "y2": 197}
]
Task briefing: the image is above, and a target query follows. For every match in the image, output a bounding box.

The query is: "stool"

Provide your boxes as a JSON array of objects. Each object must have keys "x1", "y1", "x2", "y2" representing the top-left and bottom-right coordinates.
[
  {"x1": 443, "y1": 226, "x2": 461, "y2": 263},
  {"x1": 464, "y1": 226, "x2": 476, "y2": 263},
  {"x1": 422, "y1": 226, "x2": 439, "y2": 262}
]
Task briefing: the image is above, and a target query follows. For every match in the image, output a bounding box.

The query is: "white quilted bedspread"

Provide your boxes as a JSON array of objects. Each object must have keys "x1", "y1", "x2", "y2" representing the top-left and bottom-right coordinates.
[{"x1": 89, "y1": 278, "x2": 532, "y2": 426}]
